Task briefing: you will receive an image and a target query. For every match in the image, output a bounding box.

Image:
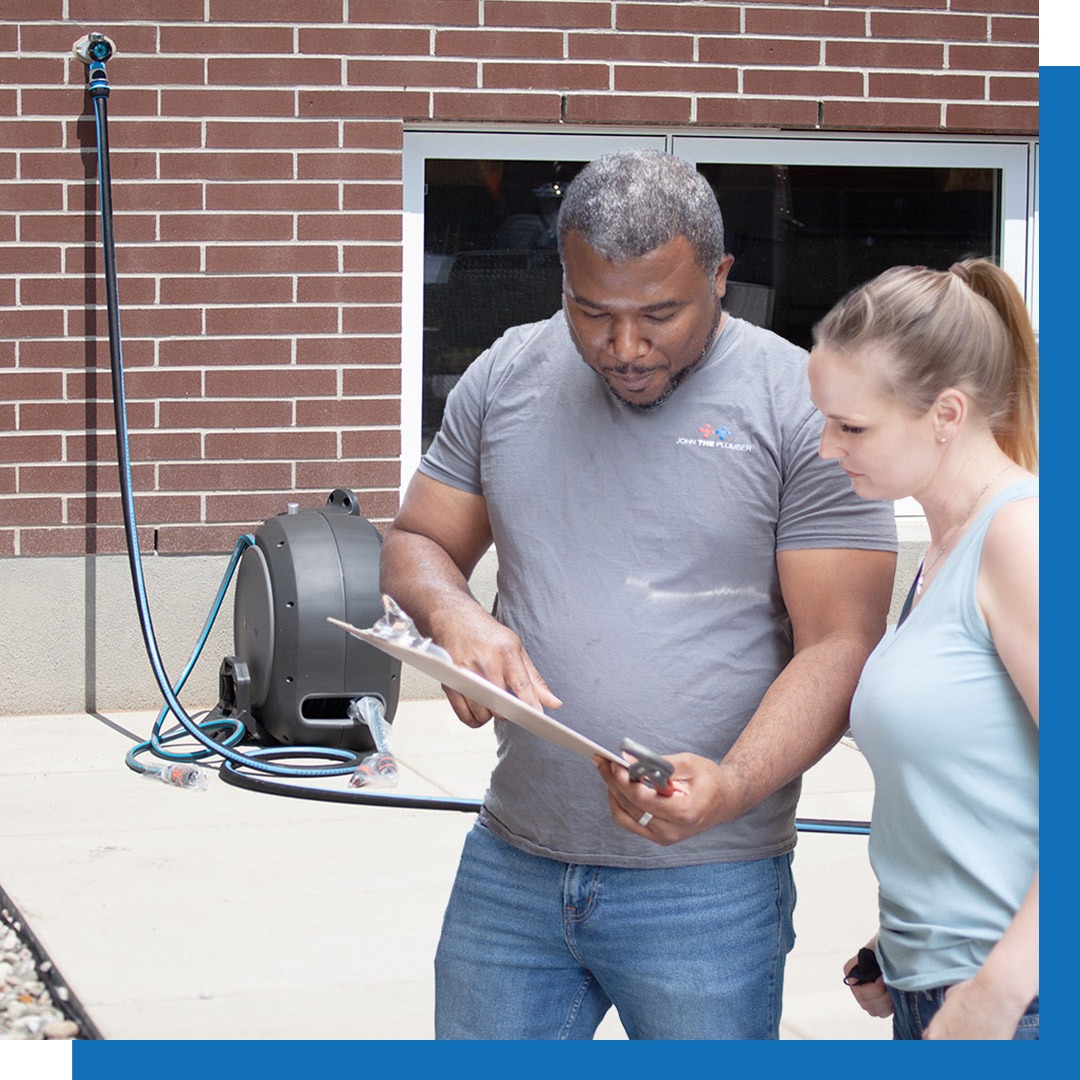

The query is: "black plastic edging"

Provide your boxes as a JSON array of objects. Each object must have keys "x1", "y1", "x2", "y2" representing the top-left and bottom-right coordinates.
[{"x1": 0, "y1": 881, "x2": 104, "y2": 1041}]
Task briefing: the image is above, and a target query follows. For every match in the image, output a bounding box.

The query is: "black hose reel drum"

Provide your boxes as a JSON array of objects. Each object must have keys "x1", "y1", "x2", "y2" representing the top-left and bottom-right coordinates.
[{"x1": 219, "y1": 488, "x2": 401, "y2": 752}]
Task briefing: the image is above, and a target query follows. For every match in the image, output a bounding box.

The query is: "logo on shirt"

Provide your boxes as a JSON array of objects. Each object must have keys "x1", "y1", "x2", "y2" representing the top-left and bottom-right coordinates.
[
  {"x1": 676, "y1": 422, "x2": 753, "y2": 452},
  {"x1": 699, "y1": 423, "x2": 729, "y2": 441}
]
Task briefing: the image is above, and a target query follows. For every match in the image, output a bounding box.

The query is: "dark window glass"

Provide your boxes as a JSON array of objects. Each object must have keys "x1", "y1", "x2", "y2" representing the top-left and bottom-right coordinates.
[
  {"x1": 422, "y1": 158, "x2": 1000, "y2": 446},
  {"x1": 422, "y1": 159, "x2": 587, "y2": 446},
  {"x1": 702, "y1": 163, "x2": 999, "y2": 348}
]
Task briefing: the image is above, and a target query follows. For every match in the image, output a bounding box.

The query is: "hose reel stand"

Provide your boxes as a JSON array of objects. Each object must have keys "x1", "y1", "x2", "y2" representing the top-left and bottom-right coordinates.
[{"x1": 218, "y1": 487, "x2": 401, "y2": 752}]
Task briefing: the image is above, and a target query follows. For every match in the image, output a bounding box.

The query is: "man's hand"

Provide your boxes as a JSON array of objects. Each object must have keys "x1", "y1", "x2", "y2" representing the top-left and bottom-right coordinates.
[
  {"x1": 592, "y1": 751, "x2": 741, "y2": 845},
  {"x1": 433, "y1": 604, "x2": 562, "y2": 727}
]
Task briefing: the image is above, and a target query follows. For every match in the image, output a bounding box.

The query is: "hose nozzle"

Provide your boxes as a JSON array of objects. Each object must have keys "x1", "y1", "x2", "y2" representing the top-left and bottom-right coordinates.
[{"x1": 73, "y1": 32, "x2": 115, "y2": 65}]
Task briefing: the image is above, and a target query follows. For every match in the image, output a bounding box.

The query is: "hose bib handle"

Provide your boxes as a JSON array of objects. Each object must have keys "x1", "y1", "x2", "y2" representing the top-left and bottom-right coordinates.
[
  {"x1": 74, "y1": 32, "x2": 114, "y2": 97},
  {"x1": 73, "y1": 32, "x2": 115, "y2": 64}
]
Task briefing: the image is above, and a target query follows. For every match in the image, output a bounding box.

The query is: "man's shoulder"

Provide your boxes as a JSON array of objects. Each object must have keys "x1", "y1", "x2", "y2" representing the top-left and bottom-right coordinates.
[
  {"x1": 447, "y1": 312, "x2": 572, "y2": 417},
  {"x1": 726, "y1": 316, "x2": 807, "y2": 363},
  {"x1": 708, "y1": 318, "x2": 810, "y2": 406},
  {"x1": 480, "y1": 311, "x2": 569, "y2": 369}
]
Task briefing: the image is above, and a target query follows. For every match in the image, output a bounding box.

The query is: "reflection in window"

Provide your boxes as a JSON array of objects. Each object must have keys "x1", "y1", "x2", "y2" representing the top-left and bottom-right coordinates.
[{"x1": 421, "y1": 158, "x2": 999, "y2": 447}]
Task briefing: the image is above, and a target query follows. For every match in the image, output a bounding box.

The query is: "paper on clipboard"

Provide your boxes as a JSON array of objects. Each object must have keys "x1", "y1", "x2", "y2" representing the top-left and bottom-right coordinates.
[{"x1": 328, "y1": 615, "x2": 625, "y2": 767}]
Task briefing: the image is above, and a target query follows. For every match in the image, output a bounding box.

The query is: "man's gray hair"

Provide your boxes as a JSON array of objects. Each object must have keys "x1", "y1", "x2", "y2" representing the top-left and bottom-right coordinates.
[{"x1": 556, "y1": 149, "x2": 726, "y2": 275}]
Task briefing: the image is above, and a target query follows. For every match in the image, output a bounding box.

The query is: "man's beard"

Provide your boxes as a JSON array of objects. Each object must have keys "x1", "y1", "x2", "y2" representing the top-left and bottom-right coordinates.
[{"x1": 606, "y1": 296, "x2": 723, "y2": 412}]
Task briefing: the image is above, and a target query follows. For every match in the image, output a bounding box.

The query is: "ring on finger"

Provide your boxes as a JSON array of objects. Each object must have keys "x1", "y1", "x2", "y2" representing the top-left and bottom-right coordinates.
[{"x1": 637, "y1": 811, "x2": 653, "y2": 828}]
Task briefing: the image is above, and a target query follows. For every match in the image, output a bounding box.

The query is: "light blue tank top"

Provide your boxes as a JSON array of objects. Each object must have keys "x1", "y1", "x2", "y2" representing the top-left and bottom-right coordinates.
[{"x1": 850, "y1": 477, "x2": 1038, "y2": 991}]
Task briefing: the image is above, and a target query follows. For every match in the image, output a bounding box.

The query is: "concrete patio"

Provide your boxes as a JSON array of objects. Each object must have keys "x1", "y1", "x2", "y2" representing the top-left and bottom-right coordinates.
[{"x1": 0, "y1": 699, "x2": 888, "y2": 1041}]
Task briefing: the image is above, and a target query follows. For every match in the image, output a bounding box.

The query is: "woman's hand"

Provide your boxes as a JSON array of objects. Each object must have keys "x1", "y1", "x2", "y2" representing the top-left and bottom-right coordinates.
[
  {"x1": 841, "y1": 946, "x2": 893, "y2": 1019},
  {"x1": 924, "y1": 977, "x2": 1028, "y2": 1040}
]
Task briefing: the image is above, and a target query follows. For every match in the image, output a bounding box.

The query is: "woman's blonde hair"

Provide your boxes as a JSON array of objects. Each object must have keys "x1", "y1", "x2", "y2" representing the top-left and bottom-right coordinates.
[{"x1": 812, "y1": 259, "x2": 1038, "y2": 471}]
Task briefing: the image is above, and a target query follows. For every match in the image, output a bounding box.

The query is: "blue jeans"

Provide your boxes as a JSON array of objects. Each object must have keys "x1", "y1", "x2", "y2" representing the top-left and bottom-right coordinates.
[
  {"x1": 434, "y1": 820, "x2": 796, "y2": 1040},
  {"x1": 887, "y1": 985, "x2": 1040, "y2": 1040}
]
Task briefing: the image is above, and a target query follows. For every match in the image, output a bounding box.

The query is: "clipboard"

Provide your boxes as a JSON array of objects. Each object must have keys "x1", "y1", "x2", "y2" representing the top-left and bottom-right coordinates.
[{"x1": 328, "y1": 616, "x2": 626, "y2": 767}]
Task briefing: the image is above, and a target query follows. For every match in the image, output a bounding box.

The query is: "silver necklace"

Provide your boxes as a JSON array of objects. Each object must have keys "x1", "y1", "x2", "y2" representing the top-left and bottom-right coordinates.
[{"x1": 914, "y1": 462, "x2": 1015, "y2": 597}]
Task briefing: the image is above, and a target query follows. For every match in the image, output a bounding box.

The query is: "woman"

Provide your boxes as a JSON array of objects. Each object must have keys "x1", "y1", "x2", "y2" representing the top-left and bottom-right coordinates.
[{"x1": 807, "y1": 259, "x2": 1038, "y2": 1040}]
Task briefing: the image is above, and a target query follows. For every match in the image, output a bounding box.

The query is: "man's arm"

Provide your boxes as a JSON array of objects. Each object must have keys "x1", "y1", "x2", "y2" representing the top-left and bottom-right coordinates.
[
  {"x1": 596, "y1": 546, "x2": 895, "y2": 841},
  {"x1": 381, "y1": 471, "x2": 562, "y2": 726},
  {"x1": 703, "y1": 545, "x2": 896, "y2": 819}
]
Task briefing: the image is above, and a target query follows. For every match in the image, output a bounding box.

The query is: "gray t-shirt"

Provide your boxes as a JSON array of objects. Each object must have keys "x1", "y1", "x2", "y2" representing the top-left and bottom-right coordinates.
[{"x1": 421, "y1": 311, "x2": 897, "y2": 867}]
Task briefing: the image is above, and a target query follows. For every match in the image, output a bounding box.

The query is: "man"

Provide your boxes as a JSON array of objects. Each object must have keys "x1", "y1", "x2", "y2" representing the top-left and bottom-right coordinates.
[{"x1": 381, "y1": 149, "x2": 897, "y2": 1039}]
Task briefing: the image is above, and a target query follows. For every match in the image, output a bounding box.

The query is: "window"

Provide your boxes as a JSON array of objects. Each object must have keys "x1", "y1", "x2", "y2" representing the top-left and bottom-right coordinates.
[
  {"x1": 402, "y1": 130, "x2": 1037, "y2": 507},
  {"x1": 420, "y1": 158, "x2": 585, "y2": 439}
]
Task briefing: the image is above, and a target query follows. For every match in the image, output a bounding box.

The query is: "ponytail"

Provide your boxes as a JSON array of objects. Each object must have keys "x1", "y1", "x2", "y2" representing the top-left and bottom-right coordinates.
[{"x1": 950, "y1": 260, "x2": 1039, "y2": 471}]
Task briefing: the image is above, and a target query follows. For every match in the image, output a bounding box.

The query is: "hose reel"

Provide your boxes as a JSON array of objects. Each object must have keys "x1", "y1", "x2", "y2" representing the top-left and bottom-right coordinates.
[{"x1": 219, "y1": 488, "x2": 401, "y2": 752}]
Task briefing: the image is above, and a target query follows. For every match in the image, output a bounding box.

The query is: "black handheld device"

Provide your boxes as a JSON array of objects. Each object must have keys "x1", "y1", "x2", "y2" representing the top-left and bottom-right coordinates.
[{"x1": 843, "y1": 947, "x2": 883, "y2": 986}]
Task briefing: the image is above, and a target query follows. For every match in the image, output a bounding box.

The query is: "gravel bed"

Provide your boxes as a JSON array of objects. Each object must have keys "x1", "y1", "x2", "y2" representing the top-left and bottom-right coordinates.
[{"x1": 1, "y1": 887, "x2": 97, "y2": 1041}]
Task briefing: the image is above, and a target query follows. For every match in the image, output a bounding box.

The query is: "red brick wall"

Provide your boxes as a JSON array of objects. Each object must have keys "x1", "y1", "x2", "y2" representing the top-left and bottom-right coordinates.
[{"x1": 0, "y1": 1, "x2": 1039, "y2": 556}]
